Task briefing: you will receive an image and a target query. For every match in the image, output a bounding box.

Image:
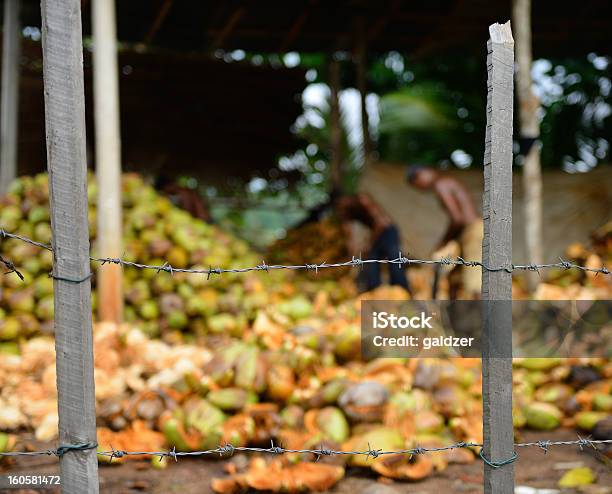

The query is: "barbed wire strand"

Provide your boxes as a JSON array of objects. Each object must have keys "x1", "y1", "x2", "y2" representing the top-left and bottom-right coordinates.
[
  {"x1": 1, "y1": 228, "x2": 609, "y2": 279},
  {"x1": 0, "y1": 438, "x2": 610, "y2": 463}
]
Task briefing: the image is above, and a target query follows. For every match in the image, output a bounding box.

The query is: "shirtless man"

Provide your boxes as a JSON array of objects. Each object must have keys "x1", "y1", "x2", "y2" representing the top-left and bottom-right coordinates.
[
  {"x1": 406, "y1": 166, "x2": 483, "y2": 298},
  {"x1": 334, "y1": 192, "x2": 411, "y2": 293}
]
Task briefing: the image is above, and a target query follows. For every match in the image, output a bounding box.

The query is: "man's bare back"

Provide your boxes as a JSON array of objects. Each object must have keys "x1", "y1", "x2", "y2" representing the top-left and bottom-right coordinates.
[
  {"x1": 434, "y1": 176, "x2": 479, "y2": 230},
  {"x1": 407, "y1": 166, "x2": 483, "y2": 298},
  {"x1": 407, "y1": 167, "x2": 479, "y2": 246}
]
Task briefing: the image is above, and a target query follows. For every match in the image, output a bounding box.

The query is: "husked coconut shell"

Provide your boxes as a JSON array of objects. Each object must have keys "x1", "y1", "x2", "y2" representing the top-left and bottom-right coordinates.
[{"x1": 339, "y1": 381, "x2": 388, "y2": 422}]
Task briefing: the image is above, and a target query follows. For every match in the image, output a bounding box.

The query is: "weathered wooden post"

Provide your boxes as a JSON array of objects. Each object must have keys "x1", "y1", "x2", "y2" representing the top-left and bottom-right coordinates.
[
  {"x1": 40, "y1": 0, "x2": 99, "y2": 492},
  {"x1": 329, "y1": 56, "x2": 343, "y2": 190},
  {"x1": 481, "y1": 21, "x2": 515, "y2": 494},
  {"x1": 0, "y1": 0, "x2": 21, "y2": 195},
  {"x1": 513, "y1": 0, "x2": 542, "y2": 294},
  {"x1": 92, "y1": 0, "x2": 124, "y2": 323}
]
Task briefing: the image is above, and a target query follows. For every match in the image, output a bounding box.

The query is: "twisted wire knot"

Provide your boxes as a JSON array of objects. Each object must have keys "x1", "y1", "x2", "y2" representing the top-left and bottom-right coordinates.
[
  {"x1": 366, "y1": 444, "x2": 381, "y2": 459},
  {"x1": 537, "y1": 440, "x2": 551, "y2": 453},
  {"x1": 55, "y1": 442, "x2": 97, "y2": 457},
  {"x1": 218, "y1": 444, "x2": 235, "y2": 456},
  {"x1": 110, "y1": 448, "x2": 125, "y2": 460},
  {"x1": 168, "y1": 446, "x2": 178, "y2": 461}
]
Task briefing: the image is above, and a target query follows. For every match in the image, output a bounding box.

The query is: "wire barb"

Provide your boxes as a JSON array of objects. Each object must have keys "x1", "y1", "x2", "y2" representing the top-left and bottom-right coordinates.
[{"x1": 0, "y1": 254, "x2": 24, "y2": 280}]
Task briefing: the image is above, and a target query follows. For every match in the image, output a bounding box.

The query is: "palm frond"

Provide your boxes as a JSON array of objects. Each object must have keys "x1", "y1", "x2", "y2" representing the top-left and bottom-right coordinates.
[{"x1": 379, "y1": 84, "x2": 457, "y2": 133}]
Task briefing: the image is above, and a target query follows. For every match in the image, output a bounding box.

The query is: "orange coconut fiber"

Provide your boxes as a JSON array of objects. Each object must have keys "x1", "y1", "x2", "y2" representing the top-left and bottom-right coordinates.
[{"x1": 212, "y1": 457, "x2": 344, "y2": 493}]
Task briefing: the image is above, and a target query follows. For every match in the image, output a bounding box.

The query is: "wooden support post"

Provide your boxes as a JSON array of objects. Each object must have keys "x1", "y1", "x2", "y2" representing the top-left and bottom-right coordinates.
[
  {"x1": 513, "y1": 0, "x2": 542, "y2": 293},
  {"x1": 355, "y1": 27, "x2": 372, "y2": 168},
  {"x1": 329, "y1": 56, "x2": 342, "y2": 191},
  {"x1": 92, "y1": 0, "x2": 123, "y2": 323},
  {"x1": 481, "y1": 21, "x2": 514, "y2": 494},
  {"x1": 0, "y1": 0, "x2": 20, "y2": 195},
  {"x1": 40, "y1": 0, "x2": 99, "y2": 492}
]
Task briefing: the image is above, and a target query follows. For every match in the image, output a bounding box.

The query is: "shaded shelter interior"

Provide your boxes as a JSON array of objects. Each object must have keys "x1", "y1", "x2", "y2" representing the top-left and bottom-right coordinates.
[
  {"x1": 7, "y1": 0, "x2": 612, "y2": 183},
  {"x1": 13, "y1": 40, "x2": 306, "y2": 184}
]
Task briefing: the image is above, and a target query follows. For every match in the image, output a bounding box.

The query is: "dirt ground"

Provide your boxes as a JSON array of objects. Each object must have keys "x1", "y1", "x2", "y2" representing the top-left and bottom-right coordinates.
[{"x1": 1, "y1": 429, "x2": 610, "y2": 494}]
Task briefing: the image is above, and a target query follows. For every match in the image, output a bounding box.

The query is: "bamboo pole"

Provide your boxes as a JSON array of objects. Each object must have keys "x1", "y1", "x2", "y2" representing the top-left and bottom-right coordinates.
[
  {"x1": 40, "y1": 0, "x2": 99, "y2": 491},
  {"x1": 513, "y1": 0, "x2": 542, "y2": 293},
  {"x1": 0, "y1": 0, "x2": 20, "y2": 195},
  {"x1": 92, "y1": 0, "x2": 123, "y2": 323}
]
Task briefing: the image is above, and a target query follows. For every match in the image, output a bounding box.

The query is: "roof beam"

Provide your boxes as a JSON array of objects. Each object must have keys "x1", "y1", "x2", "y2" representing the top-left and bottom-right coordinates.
[
  {"x1": 278, "y1": 0, "x2": 318, "y2": 53},
  {"x1": 366, "y1": 0, "x2": 401, "y2": 44},
  {"x1": 143, "y1": 0, "x2": 174, "y2": 45},
  {"x1": 210, "y1": 6, "x2": 246, "y2": 51},
  {"x1": 206, "y1": 28, "x2": 425, "y2": 42},
  {"x1": 411, "y1": 0, "x2": 469, "y2": 58}
]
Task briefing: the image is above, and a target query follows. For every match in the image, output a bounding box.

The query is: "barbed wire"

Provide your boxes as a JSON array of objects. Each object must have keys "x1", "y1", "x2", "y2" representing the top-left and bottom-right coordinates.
[
  {"x1": 1, "y1": 438, "x2": 610, "y2": 467},
  {"x1": 0, "y1": 229, "x2": 52, "y2": 251},
  {"x1": 0, "y1": 254, "x2": 24, "y2": 280},
  {"x1": 1, "y1": 228, "x2": 609, "y2": 280}
]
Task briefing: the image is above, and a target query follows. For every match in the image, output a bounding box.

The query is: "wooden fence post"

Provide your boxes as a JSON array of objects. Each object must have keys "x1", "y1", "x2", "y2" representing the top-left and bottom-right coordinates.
[
  {"x1": 481, "y1": 22, "x2": 514, "y2": 494},
  {"x1": 40, "y1": 0, "x2": 99, "y2": 492},
  {"x1": 0, "y1": 0, "x2": 21, "y2": 195}
]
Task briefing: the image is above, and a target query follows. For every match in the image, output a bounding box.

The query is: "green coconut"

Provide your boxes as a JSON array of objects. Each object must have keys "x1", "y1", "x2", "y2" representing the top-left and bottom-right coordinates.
[
  {"x1": 575, "y1": 411, "x2": 609, "y2": 431},
  {"x1": 344, "y1": 427, "x2": 405, "y2": 467},
  {"x1": 524, "y1": 402, "x2": 562, "y2": 430},
  {"x1": 592, "y1": 393, "x2": 612, "y2": 412},
  {"x1": 207, "y1": 388, "x2": 256, "y2": 411},
  {"x1": 558, "y1": 467, "x2": 596, "y2": 487},
  {"x1": 316, "y1": 407, "x2": 350, "y2": 443},
  {"x1": 515, "y1": 358, "x2": 561, "y2": 371}
]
